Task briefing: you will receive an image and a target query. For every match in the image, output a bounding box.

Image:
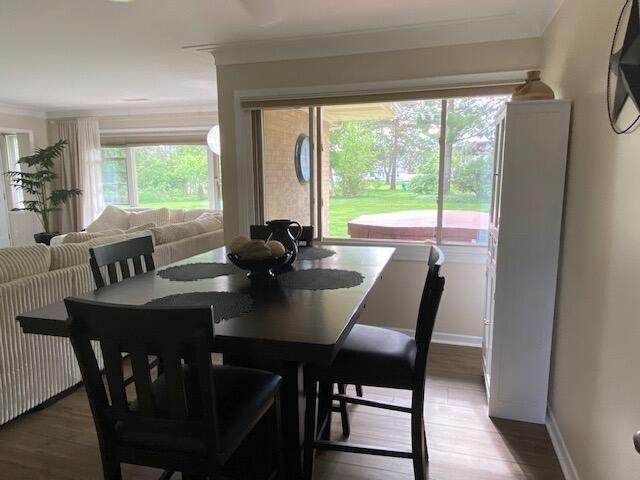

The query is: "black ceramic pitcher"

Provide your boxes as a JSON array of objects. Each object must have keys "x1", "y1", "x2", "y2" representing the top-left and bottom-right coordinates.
[{"x1": 266, "y1": 219, "x2": 302, "y2": 265}]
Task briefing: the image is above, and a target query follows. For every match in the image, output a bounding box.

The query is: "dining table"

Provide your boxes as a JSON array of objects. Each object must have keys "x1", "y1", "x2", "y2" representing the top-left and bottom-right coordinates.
[{"x1": 16, "y1": 244, "x2": 395, "y2": 480}]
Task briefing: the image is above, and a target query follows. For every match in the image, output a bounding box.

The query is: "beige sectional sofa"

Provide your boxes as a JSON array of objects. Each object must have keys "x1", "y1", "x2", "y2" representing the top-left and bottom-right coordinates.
[
  {"x1": 0, "y1": 244, "x2": 100, "y2": 425},
  {"x1": 0, "y1": 206, "x2": 225, "y2": 425}
]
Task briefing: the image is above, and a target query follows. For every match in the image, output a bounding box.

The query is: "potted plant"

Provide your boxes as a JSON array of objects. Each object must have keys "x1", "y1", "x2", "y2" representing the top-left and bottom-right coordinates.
[{"x1": 4, "y1": 139, "x2": 82, "y2": 245}]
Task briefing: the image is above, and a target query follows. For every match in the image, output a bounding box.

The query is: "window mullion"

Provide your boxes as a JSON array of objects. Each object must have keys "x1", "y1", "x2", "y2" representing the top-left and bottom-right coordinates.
[
  {"x1": 126, "y1": 147, "x2": 138, "y2": 207},
  {"x1": 316, "y1": 107, "x2": 323, "y2": 242},
  {"x1": 207, "y1": 149, "x2": 215, "y2": 209},
  {"x1": 436, "y1": 99, "x2": 447, "y2": 245}
]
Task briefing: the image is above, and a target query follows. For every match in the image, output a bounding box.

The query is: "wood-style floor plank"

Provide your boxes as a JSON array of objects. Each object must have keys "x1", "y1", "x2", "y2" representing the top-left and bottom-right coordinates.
[{"x1": 0, "y1": 344, "x2": 564, "y2": 479}]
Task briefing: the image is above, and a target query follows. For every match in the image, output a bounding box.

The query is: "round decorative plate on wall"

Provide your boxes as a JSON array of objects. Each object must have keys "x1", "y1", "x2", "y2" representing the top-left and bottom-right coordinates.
[{"x1": 294, "y1": 134, "x2": 310, "y2": 184}]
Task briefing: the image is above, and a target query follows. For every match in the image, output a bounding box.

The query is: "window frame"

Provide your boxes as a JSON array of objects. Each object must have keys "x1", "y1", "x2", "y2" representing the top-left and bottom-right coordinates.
[
  {"x1": 236, "y1": 74, "x2": 519, "y2": 261},
  {"x1": 100, "y1": 142, "x2": 218, "y2": 210},
  {"x1": 0, "y1": 130, "x2": 34, "y2": 210},
  {"x1": 255, "y1": 95, "x2": 504, "y2": 249}
]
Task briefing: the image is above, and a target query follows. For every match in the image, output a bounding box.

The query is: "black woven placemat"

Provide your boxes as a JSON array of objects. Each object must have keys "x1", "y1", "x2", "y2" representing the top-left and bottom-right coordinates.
[
  {"x1": 296, "y1": 247, "x2": 336, "y2": 261},
  {"x1": 157, "y1": 262, "x2": 241, "y2": 282},
  {"x1": 278, "y1": 268, "x2": 364, "y2": 290},
  {"x1": 145, "y1": 292, "x2": 254, "y2": 322}
]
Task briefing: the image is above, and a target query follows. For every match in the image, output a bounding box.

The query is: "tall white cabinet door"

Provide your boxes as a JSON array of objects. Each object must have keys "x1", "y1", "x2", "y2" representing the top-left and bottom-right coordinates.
[{"x1": 483, "y1": 100, "x2": 571, "y2": 424}]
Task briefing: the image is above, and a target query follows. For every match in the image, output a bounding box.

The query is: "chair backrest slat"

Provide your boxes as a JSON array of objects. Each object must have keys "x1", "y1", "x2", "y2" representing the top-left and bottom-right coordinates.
[
  {"x1": 132, "y1": 256, "x2": 143, "y2": 275},
  {"x1": 65, "y1": 299, "x2": 220, "y2": 456},
  {"x1": 143, "y1": 253, "x2": 154, "y2": 272},
  {"x1": 89, "y1": 236, "x2": 155, "y2": 289},
  {"x1": 100, "y1": 340, "x2": 128, "y2": 411},
  {"x1": 413, "y1": 246, "x2": 446, "y2": 385},
  {"x1": 159, "y1": 344, "x2": 189, "y2": 420},
  {"x1": 106, "y1": 263, "x2": 119, "y2": 285},
  {"x1": 129, "y1": 349, "x2": 156, "y2": 416},
  {"x1": 118, "y1": 259, "x2": 131, "y2": 280}
]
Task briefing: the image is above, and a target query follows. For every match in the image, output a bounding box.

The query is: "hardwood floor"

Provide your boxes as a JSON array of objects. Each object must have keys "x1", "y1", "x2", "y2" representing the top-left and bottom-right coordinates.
[{"x1": 0, "y1": 344, "x2": 564, "y2": 479}]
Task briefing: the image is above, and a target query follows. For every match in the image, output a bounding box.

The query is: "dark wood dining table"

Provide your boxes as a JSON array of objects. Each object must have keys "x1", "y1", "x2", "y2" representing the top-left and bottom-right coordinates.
[{"x1": 16, "y1": 244, "x2": 395, "y2": 480}]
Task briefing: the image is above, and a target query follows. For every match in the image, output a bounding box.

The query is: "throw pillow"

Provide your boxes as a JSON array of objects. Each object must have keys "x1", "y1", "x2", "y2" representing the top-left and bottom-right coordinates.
[
  {"x1": 195, "y1": 213, "x2": 223, "y2": 232},
  {"x1": 86, "y1": 205, "x2": 131, "y2": 233},
  {"x1": 62, "y1": 229, "x2": 124, "y2": 244},
  {"x1": 125, "y1": 223, "x2": 155, "y2": 234},
  {"x1": 150, "y1": 220, "x2": 205, "y2": 245},
  {"x1": 184, "y1": 208, "x2": 214, "y2": 222},
  {"x1": 167, "y1": 208, "x2": 185, "y2": 224},
  {"x1": 129, "y1": 208, "x2": 170, "y2": 228}
]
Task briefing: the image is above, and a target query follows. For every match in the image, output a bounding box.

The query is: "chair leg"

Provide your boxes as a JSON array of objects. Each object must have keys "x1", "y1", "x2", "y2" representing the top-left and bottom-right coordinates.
[
  {"x1": 272, "y1": 392, "x2": 286, "y2": 480},
  {"x1": 303, "y1": 372, "x2": 318, "y2": 480},
  {"x1": 337, "y1": 383, "x2": 350, "y2": 438},
  {"x1": 317, "y1": 381, "x2": 332, "y2": 441},
  {"x1": 100, "y1": 452, "x2": 122, "y2": 480},
  {"x1": 411, "y1": 402, "x2": 428, "y2": 480},
  {"x1": 355, "y1": 384, "x2": 363, "y2": 397}
]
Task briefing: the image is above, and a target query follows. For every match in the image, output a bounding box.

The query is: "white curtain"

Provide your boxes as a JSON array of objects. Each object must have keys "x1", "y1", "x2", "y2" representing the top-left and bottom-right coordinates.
[{"x1": 55, "y1": 118, "x2": 103, "y2": 232}]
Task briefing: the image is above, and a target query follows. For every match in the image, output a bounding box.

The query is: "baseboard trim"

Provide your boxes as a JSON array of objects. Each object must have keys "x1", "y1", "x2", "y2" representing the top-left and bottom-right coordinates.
[
  {"x1": 546, "y1": 406, "x2": 580, "y2": 480},
  {"x1": 392, "y1": 328, "x2": 482, "y2": 348},
  {"x1": 432, "y1": 332, "x2": 482, "y2": 347}
]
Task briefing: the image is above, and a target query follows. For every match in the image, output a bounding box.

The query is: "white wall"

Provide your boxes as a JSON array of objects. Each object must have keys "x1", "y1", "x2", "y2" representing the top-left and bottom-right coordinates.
[
  {"x1": 360, "y1": 257, "x2": 485, "y2": 341},
  {"x1": 541, "y1": 0, "x2": 640, "y2": 478}
]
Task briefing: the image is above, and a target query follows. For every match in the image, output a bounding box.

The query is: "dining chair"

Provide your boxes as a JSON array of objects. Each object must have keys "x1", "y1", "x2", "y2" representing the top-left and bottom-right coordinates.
[
  {"x1": 250, "y1": 224, "x2": 314, "y2": 246},
  {"x1": 302, "y1": 246, "x2": 445, "y2": 480},
  {"x1": 65, "y1": 299, "x2": 284, "y2": 480},
  {"x1": 89, "y1": 235, "x2": 155, "y2": 289}
]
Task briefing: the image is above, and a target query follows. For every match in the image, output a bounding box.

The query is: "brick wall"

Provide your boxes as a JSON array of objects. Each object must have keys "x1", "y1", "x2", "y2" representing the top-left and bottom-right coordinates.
[{"x1": 263, "y1": 109, "x2": 330, "y2": 236}]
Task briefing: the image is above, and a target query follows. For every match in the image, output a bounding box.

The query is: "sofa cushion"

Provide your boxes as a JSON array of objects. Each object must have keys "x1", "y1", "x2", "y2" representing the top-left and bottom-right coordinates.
[
  {"x1": 125, "y1": 223, "x2": 155, "y2": 234},
  {"x1": 86, "y1": 205, "x2": 131, "y2": 233},
  {"x1": 195, "y1": 214, "x2": 223, "y2": 232},
  {"x1": 167, "y1": 209, "x2": 185, "y2": 224},
  {"x1": 150, "y1": 220, "x2": 205, "y2": 245},
  {"x1": 0, "y1": 244, "x2": 51, "y2": 283},
  {"x1": 129, "y1": 208, "x2": 170, "y2": 228},
  {"x1": 184, "y1": 208, "x2": 219, "y2": 222},
  {"x1": 49, "y1": 244, "x2": 90, "y2": 270},
  {"x1": 85, "y1": 232, "x2": 154, "y2": 249},
  {"x1": 62, "y1": 229, "x2": 124, "y2": 244}
]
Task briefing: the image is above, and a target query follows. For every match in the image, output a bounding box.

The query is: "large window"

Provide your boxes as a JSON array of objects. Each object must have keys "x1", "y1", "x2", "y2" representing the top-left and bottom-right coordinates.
[
  {"x1": 100, "y1": 144, "x2": 222, "y2": 210},
  {"x1": 259, "y1": 95, "x2": 507, "y2": 246}
]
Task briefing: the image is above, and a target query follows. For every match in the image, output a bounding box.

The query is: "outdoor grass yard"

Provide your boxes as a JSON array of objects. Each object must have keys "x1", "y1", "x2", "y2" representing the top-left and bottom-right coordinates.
[
  {"x1": 137, "y1": 199, "x2": 210, "y2": 210},
  {"x1": 328, "y1": 183, "x2": 487, "y2": 238}
]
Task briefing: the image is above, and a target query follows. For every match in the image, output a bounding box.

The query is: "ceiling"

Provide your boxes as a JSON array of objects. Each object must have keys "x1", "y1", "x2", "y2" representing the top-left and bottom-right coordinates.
[{"x1": 0, "y1": 0, "x2": 562, "y2": 113}]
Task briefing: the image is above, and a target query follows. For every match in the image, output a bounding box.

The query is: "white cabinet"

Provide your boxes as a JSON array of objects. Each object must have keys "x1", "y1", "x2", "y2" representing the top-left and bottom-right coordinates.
[{"x1": 482, "y1": 100, "x2": 571, "y2": 424}]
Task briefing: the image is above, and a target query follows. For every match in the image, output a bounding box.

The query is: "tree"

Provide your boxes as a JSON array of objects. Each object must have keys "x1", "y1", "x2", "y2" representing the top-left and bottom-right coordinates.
[
  {"x1": 329, "y1": 121, "x2": 377, "y2": 196},
  {"x1": 442, "y1": 96, "x2": 505, "y2": 193},
  {"x1": 371, "y1": 101, "x2": 441, "y2": 190}
]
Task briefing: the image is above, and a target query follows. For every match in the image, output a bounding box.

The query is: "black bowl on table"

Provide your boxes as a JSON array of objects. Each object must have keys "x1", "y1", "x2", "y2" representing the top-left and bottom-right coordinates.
[{"x1": 227, "y1": 251, "x2": 294, "y2": 278}]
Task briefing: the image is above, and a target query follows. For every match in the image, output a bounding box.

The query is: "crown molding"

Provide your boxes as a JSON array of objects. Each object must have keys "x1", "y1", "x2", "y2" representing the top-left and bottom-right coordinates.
[
  {"x1": 45, "y1": 102, "x2": 218, "y2": 120},
  {"x1": 190, "y1": 12, "x2": 547, "y2": 66},
  {"x1": 0, "y1": 102, "x2": 47, "y2": 119},
  {"x1": 100, "y1": 125, "x2": 212, "y2": 135}
]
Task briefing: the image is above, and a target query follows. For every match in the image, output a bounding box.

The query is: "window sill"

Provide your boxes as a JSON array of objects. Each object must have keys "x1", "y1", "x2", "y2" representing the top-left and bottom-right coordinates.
[{"x1": 319, "y1": 238, "x2": 488, "y2": 264}]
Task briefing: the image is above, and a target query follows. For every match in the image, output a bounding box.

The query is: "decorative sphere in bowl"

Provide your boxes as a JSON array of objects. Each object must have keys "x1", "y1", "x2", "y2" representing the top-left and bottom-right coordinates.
[{"x1": 227, "y1": 251, "x2": 293, "y2": 278}]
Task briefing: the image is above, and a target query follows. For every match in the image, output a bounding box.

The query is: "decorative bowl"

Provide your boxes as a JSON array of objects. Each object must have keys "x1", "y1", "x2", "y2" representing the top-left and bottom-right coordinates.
[{"x1": 227, "y1": 251, "x2": 294, "y2": 278}]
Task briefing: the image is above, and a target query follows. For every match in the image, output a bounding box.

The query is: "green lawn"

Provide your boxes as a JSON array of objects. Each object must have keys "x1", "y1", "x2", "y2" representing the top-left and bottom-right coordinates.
[
  {"x1": 328, "y1": 184, "x2": 486, "y2": 238},
  {"x1": 137, "y1": 199, "x2": 210, "y2": 210}
]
